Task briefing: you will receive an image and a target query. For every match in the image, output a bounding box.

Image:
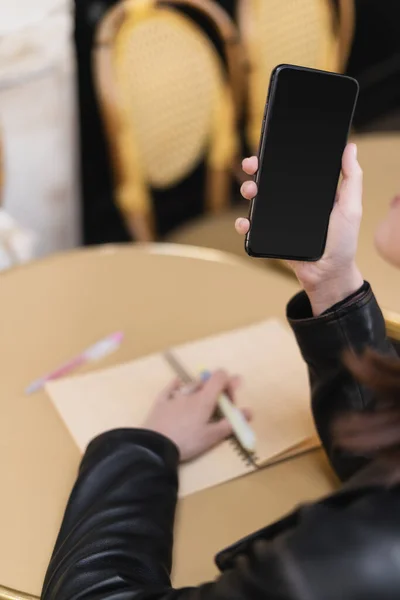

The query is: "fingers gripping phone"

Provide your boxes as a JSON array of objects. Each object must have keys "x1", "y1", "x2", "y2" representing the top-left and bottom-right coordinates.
[{"x1": 245, "y1": 64, "x2": 359, "y2": 261}]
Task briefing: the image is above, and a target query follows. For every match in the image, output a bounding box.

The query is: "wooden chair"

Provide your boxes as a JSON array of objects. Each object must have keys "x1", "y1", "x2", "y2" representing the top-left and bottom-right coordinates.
[
  {"x1": 170, "y1": 0, "x2": 356, "y2": 259},
  {"x1": 336, "y1": 0, "x2": 356, "y2": 74},
  {"x1": 93, "y1": 0, "x2": 246, "y2": 241},
  {"x1": 237, "y1": 0, "x2": 355, "y2": 153}
]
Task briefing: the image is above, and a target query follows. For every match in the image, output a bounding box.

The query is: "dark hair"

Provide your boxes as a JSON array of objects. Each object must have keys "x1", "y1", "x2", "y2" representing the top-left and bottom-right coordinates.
[{"x1": 334, "y1": 349, "x2": 400, "y2": 464}]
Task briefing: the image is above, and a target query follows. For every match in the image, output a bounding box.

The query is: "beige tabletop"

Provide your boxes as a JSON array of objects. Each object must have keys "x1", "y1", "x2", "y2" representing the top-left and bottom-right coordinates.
[{"x1": 0, "y1": 243, "x2": 336, "y2": 599}]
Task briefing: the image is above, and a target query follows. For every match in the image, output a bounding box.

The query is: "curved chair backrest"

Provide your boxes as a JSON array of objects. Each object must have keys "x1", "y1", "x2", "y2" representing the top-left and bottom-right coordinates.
[
  {"x1": 238, "y1": 0, "x2": 353, "y2": 152},
  {"x1": 94, "y1": 0, "x2": 245, "y2": 241}
]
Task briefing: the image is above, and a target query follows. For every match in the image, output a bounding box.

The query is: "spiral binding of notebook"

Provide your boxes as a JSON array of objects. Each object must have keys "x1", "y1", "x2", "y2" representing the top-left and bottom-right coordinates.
[
  {"x1": 229, "y1": 435, "x2": 260, "y2": 468},
  {"x1": 211, "y1": 401, "x2": 260, "y2": 468}
]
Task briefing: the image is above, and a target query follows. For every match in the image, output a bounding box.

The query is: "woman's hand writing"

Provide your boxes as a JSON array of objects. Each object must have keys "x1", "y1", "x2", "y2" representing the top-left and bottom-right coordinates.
[{"x1": 143, "y1": 370, "x2": 251, "y2": 462}]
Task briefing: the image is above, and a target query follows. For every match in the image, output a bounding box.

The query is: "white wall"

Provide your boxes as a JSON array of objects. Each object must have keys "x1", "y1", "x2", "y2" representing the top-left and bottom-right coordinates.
[{"x1": 0, "y1": 0, "x2": 80, "y2": 257}]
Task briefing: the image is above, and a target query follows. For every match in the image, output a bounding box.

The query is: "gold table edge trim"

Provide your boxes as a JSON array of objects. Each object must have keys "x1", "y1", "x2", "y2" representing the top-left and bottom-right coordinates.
[
  {"x1": 0, "y1": 586, "x2": 39, "y2": 600},
  {"x1": 0, "y1": 241, "x2": 256, "y2": 279},
  {"x1": 383, "y1": 308, "x2": 400, "y2": 340}
]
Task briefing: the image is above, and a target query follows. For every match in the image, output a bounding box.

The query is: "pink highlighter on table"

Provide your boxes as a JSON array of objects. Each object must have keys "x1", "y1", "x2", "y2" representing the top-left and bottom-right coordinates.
[{"x1": 25, "y1": 332, "x2": 124, "y2": 395}]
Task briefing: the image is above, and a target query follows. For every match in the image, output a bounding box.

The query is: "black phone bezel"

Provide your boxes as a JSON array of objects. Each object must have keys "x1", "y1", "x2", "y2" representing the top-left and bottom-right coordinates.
[{"x1": 244, "y1": 64, "x2": 359, "y2": 261}]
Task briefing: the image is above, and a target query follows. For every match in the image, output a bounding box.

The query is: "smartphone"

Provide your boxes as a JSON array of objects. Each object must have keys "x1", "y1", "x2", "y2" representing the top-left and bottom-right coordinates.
[{"x1": 245, "y1": 64, "x2": 359, "y2": 260}]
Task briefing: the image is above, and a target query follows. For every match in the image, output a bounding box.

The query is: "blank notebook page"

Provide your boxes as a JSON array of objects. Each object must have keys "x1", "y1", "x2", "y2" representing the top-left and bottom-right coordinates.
[{"x1": 47, "y1": 319, "x2": 316, "y2": 497}]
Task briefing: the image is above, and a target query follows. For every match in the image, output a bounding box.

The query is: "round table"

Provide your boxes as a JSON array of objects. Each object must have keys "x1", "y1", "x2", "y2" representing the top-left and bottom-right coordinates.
[{"x1": 0, "y1": 244, "x2": 335, "y2": 599}]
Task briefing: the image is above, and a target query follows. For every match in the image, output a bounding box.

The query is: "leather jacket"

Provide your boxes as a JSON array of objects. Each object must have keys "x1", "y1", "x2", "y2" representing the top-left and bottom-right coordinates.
[{"x1": 41, "y1": 283, "x2": 400, "y2": 600}]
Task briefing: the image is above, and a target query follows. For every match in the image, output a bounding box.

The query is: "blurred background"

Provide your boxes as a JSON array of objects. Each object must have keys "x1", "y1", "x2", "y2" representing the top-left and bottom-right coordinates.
[{"x1": 1, "y1": 0, "x2": 400, "y2": 266}]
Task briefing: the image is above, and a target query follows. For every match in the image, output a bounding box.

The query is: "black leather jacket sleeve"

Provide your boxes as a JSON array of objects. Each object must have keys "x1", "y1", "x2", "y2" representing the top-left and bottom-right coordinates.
[
  {"x1": 41, "y1": 429, "x2": 180, "y2": 599},
  {"x1": 40, "y1": 426, "x2": 298, "y2": 600},
  {"x1": 42, "y1": 426, "x2": 304, "y2": 600},
  {"x1": 41, "y1": 284, "x2": 399, "y2": 600},
  {"x1": 287, "y1": 282, "x2": 396, "y2": 481}
]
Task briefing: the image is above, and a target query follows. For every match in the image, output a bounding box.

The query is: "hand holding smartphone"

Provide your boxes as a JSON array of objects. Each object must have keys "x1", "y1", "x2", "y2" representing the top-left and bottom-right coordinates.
[{"x1": 245, "y1": 64, "x2": 359, "y2": 261}]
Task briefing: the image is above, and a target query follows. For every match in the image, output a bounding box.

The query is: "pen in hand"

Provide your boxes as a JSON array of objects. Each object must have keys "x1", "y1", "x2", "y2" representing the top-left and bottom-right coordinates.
[{"x1": 200, "y1": 370, "x2": 257, "y2": 453}]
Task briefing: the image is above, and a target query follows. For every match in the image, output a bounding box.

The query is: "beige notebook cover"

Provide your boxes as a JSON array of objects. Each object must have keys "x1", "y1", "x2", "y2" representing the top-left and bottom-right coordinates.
[{"x1": 47, "y1": 319, "x2": 319, "y2": 497}]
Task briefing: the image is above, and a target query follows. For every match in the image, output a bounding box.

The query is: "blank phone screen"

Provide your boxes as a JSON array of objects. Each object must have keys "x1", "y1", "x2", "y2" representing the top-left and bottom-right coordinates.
[{"x1": 248, "y1": 66, "x2": 359, "y2": 259}]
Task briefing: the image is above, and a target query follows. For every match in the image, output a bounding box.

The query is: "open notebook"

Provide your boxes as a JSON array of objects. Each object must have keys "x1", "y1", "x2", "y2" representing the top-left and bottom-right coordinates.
[{"x1": 46, "y1": 319, "x2": 319, "y2": 497}]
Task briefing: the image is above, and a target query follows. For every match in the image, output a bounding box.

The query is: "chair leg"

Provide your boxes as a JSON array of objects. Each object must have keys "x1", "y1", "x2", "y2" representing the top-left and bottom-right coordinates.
[
  {"x1": 206, "y1": 166, "x2": 231, "y2": 215},
  {"x1": 126, "y1": 211, "x2": 156, "y2": 242}
]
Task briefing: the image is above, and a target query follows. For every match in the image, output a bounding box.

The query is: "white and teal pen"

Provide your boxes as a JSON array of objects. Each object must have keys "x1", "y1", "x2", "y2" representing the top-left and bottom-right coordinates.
[{"x1": 200, "y1": 370, "x2": 257, "y2": 453}]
